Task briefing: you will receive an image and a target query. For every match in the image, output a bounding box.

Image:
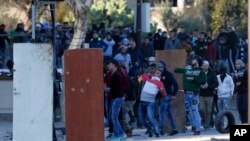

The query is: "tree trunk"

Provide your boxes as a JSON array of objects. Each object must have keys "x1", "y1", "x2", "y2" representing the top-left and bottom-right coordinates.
[{"x1": 66, "y1": 0, "x2": 93, "y2": 49}]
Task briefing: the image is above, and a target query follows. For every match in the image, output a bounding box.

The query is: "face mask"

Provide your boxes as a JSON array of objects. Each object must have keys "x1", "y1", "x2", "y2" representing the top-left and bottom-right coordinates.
[{"x1": 220, "y1": 69, "x2": 226, "y2": 75}]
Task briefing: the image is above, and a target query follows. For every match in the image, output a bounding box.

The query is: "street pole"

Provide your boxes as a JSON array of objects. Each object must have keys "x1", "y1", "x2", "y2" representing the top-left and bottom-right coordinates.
[
  {"x1": 49, "y1": 3, "x2": 57, "y2": 141},
  {"x1": 31, "y1": 0, "x2": 36, "y2": 42},
  {"x1": 136, "y1": 0, "x2": 142, "y2": 49}
]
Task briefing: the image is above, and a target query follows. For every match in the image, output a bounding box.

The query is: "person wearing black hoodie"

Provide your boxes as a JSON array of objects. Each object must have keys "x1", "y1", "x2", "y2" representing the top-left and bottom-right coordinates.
[
  {"x1": 158, "y1": 61, "x2": 179, "y2": 136},
  {"x1": 0, "y1": 24, "x2": 10, "y2": 68}
]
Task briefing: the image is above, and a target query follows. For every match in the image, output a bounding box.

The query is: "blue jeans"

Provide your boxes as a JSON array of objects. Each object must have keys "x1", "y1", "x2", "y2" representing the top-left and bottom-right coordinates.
[
  {"x1": 159, "y1": 96, "x2": 177, "y2": 131},
  {"x1": 217, "y1": 97, "x2": 230, "y2": 127},
  {"x1": 111, "y1": 98, "x2": 125, "y2": 137},
  {"x1": 138, "y1": 101, "x2": 160, "y2": 134},
  {"x1": 217, "y1": 97, "x2": 230, "y2": 112},
  {"x1": 184, "y1": 92, "x2": 201, "y2": 131}
]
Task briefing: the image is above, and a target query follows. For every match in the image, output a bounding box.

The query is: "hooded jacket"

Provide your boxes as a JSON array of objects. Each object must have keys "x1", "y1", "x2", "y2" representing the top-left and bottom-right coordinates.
[{"x1": 159, "y1": 61, "x2": 179, "y2": 96}]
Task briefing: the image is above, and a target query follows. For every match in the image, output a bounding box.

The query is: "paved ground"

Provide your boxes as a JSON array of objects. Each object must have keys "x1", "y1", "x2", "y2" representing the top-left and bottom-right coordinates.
[
  {"x1": 104, "y1": 127, "x2": 230, "y2": 141},
  {"x1": 0, "y1": 82, "x2": 239, "y2": 141},
  {"x1": 0, "y1": 101, "x2": 239, "y2": 141},
  {"x1": 0, "y1": 122, "x2": 229, "y2": 141},
  {"x1": 0, "y1": 122, "x2": 12, "y2": 141}
]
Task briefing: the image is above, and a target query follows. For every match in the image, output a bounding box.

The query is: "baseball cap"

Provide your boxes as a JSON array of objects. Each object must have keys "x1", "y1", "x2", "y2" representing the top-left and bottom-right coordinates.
[{"x1": 148, "y1": 57, "x2": 156, "y2": 62}]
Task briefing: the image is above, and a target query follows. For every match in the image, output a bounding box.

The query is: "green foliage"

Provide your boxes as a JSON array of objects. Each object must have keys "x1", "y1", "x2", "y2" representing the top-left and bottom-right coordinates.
[
  {"x1": 88, "y1": 0, "x2": 134, "y2": 28},
  {"x1": 178, "y1": 14, "x2": 206, "y2": 33},
  {"x1": 161, "y1": 0, "x2": 247, "y2": 38},
  {"x1": 162, "y1": 1, "x2": 206, "y2": 33},
  {"x1": 0, "y1": 0, "x2": 28, "y2": 29},
  {"x1": 150, "y1": 22, "x2": 158, "y2": 33},
  {"x1": 209, "y1": 0, "x2": 247, "y2": 38},
  {"x1": 56, "y1": 2, "x2": 75, "y2": 23},
  {"x1": 162, "y1": 7, "x2": 183, "y2": 32},
  {"x1": 57, "y1": 0, "x2": 134, "y2": 28},
  {"x1": 210, "y1": 0, "x2": 226, "y2": 35},
  {"x1": 0, "y1": 12, "x2": 18, "y2": 30}
]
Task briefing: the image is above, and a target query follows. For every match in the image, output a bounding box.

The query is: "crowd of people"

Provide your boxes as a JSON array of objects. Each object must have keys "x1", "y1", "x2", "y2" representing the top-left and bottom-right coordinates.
[{"x1": 0, "y1": 21, "x2": 248, "y2": 140}]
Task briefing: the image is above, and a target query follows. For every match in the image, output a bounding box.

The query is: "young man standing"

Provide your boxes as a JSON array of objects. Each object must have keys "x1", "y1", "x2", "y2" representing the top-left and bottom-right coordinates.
[
  {"x1": 199, "y1": 61, "x2": 218, "y2": 130},
  {"x1": 175, "y1": 58, "x2": 206, "y2": 135},
  {"x1": 217, "y1": 67, "x2": 235, "y2": 112},
  {"x1": 107, "y1": 60, "x2": 126, "y2": 140},
  {"x1": 158, "y1": 61, "x2": 179, "y2": 136}
]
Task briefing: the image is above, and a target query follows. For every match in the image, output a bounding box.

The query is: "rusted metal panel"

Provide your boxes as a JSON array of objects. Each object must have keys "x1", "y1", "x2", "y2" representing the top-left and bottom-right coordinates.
[
  {"x1": 156, "y1": 49, "x2": 187, "y2": 132},
  {"x1": 64, "y1": 49, "x2": 104, "y2": 141}
]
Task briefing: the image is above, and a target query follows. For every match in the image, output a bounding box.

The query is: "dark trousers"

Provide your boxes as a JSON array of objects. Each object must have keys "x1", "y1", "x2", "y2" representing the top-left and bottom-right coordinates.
[
  {"x1": 210, "y1": 94, "x2": 218, "y2": 127},
  {"x1": 236, "y1": 94, "x2": 248, "y2": 123}
]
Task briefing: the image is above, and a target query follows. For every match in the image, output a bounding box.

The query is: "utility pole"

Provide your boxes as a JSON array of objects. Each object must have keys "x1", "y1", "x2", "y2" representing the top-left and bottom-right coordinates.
[
  {"x1": 136, "y1": 0, "x2": 142, "y2": 49},
  {"x1": 31, "y1": 0, "x2": 37, "y2": 41}
]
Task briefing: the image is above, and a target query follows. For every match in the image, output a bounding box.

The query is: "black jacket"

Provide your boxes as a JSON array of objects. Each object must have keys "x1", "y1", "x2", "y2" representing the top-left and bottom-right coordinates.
[
  {"x1": 160, "y1": 61, "x2": 179, "y2": 96},
  {"x1": 236, "y1": 69, "x2": 248, "y2": 95},
  {"x1": 110, "y1": 71, "x2": 123, "y2": 99},
  {"x1": 200, "y1": 69, "x2": 218, "y2": 97}
]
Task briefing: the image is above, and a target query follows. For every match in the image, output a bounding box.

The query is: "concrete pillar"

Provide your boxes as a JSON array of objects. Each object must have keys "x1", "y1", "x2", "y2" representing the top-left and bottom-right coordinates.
[
  {"x1": 141, "y1": 2, "x2": 150, "y2": 33},
  {"x1": 177, "y1": 0, "x2": 185, "y2": 11}
]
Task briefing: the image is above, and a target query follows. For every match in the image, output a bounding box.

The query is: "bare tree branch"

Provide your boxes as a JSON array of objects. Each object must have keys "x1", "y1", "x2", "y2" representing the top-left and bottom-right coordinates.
[{"x1": 66, "y1": 0, "x2": 93, "y2": 49}]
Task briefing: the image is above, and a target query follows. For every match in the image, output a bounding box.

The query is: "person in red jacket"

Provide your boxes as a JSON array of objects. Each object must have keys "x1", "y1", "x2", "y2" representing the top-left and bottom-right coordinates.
[
  {"x1": 107, "y1": 60, "x2": 127, "y2": 140},
  {"x1": 206, "y1": 37, "x2": 217, "y2": 64}
]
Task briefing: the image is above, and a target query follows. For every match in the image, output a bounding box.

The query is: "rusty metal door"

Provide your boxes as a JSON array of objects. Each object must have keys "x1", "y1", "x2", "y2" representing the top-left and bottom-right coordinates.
[{"x1": 64, "y1": 49, "x2": 104, "y2": 141}]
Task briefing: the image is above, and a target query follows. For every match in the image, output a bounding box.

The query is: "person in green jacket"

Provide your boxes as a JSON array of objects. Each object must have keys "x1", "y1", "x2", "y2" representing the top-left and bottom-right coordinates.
[{"x1": 175, "y1": 58, "x2": 206, "y2": 135}]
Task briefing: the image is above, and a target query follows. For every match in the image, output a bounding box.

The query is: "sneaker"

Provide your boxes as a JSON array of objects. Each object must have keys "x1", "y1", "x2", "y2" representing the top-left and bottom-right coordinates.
[
  {"x1": 193, "y1": 131, "x2": 201, "y2": 135},
  {"x1": 160, "y1": 130, "x2": 165, "y2": 136},
  {"x1": 168, "y1": 130, "x2": 178, "y2": 136},
  {"x1": 148, "y1": 131, "x2": 153, "y2": 138},
  {"x1": 125, "y1": 129, "x2": 132, "y2": 137},
  {"x1": 106, "y1": 133, "x2": 114, "y2": 138},
  {"x1": 120, "y1": 134, "x2": 127, "y2": 139},
  {"x1": 203, "y1": 126, "x2": 210, "y2": 131},
  {"x1": 145, "y1": 129, "x2": 149, "y2": 135},
  {"x1": 129, "y1": 122, "x2": 136, "y2": 130},
  {"x1": 191, "y1": 127, "x2": 195, "y2": 132},
  {"x1": 155, "y1": 133, "x2": 160, "y2": 138},
  {"x1": 110, "y1": 135, "x2": 121, "y2": 141}
]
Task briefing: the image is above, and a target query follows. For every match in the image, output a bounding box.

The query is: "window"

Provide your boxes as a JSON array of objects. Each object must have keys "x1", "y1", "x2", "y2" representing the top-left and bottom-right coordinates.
[{"x1": 169, "y1": 0, "x2": 177, "y2": 7}]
